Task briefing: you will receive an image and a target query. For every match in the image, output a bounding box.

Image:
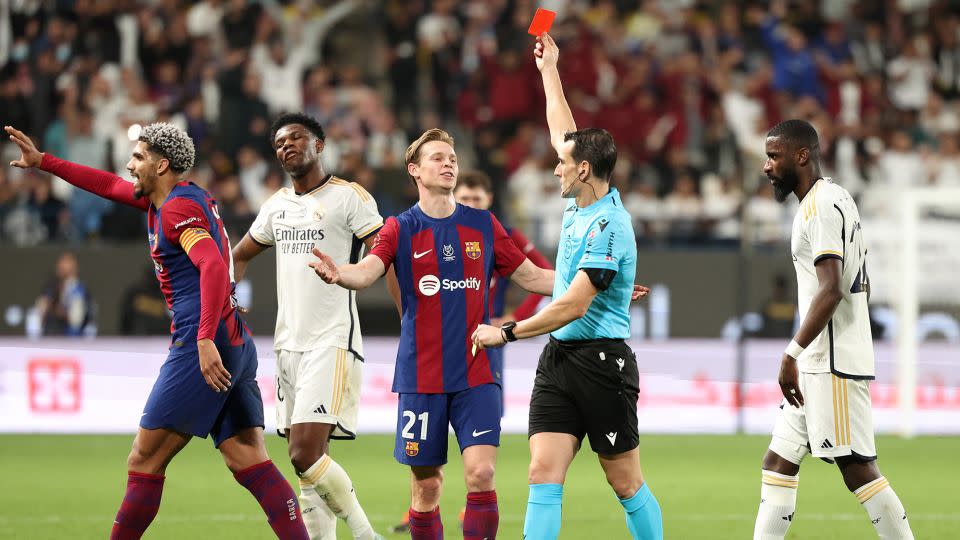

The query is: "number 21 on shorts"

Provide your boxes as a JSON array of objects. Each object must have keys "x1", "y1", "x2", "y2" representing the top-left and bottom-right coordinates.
[{"x1": 401, "y1": 410, "x2": 429, "y2": 440}]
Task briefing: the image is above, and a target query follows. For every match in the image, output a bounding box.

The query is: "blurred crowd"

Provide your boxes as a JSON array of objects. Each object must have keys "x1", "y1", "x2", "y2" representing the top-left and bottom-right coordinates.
[{"x1": 1, "y1": 0, "x2": 960, "y2": 249}]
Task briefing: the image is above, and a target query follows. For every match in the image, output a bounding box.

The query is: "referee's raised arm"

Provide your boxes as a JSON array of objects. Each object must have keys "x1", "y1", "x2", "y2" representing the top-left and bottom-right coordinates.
[{"x1": 534, "y1": 33, "x2": 576, "y2": 149}]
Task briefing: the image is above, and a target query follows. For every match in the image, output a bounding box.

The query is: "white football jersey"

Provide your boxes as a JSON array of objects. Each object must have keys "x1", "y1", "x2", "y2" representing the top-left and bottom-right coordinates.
[
  {"x1": 790, "y1": 178, "x2": 874, "y2": 379},
  {"x1": 249, "y1": 177, "x2": 383, "y2": 354}
]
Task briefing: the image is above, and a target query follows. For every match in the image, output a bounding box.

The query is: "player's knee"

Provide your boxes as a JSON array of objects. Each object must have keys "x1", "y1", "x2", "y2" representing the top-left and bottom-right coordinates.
[
  {"x1": 412, "y1": 472, "x2": 444, "y2": 500},
  {"x1": 528, "y1": 459, "x2": 564, "y2": 485},
  {"x1": 464, "y1": 461, "x2": 495, "y2": 491},
  {"x1": 288, "y1": 444, "x2": 323, "y2": 474},
  {"x1": 763, "y1": 441, "x2": 802, "y2": 474},
  {"x1": 127, "y1": 444, "x2": 162, "y2": 474},
  {"x1": 607, "y1": 475, "x2": 643, "y2": 500},
  {"x1": 837, "y1": 457, "x2": 880, "y2": 492}
]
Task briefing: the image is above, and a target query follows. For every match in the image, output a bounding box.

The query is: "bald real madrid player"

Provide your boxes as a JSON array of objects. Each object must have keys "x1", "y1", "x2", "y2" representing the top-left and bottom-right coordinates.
[
  {"x1": 753, "y1": 119, "x2": 915, "y2": 540},
  {"x1": 5, "y1": 123, "x2": 309, "y2": 539},
  {"x1": 232, "y1": 113, "x2": 389, "y2": 540}
]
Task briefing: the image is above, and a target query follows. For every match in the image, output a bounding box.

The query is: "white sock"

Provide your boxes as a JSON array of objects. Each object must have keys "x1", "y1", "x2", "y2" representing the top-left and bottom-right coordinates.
[
  {"x1": 855, "y1": 477, "x2": 915, "y2": 539},
  {"x1": 753, "y1": 470, "x2": 799, "y2": 540},
  {"x1": 301, "y1": 454, "x2": 377, "y2": 540},
  {"x1": 299, "y1": 479, "x2": 337, "y2": 540}
]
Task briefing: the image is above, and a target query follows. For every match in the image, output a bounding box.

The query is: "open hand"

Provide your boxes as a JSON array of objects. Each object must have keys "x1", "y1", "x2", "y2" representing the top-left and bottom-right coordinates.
[
  {"x1": 632, "y1": 284, "x2": 651, "y2": 301},
  {"x1": 308, "y1": 247, "x2": 340, "y2": 284},
  {"x1": 5, "y1": 126, "x2": 43, "y2": 168}
]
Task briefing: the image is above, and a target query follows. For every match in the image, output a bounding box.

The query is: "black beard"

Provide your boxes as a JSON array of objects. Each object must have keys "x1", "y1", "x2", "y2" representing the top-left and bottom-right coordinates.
[
  {"x1": 772, "y1": 169, "x2": 799, "y2": 202},
  {"x1": 133, "y1": 182, "x2": 143, "y2": 200}
]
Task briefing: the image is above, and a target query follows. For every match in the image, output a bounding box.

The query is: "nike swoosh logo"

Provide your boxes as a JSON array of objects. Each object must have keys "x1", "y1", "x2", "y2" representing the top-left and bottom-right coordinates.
[
  {"x1": 413, "y1": 249, "x2": 432, "y2": 259},
  {"x1": 472, "y1": 429, "x2": 493, "y2": 437}
]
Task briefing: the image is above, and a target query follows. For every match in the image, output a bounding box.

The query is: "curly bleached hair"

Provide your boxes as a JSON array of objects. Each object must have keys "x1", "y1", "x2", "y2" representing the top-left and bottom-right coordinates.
[{"x1": 138, "y1": 122, "x2": 196, "y2": 174}]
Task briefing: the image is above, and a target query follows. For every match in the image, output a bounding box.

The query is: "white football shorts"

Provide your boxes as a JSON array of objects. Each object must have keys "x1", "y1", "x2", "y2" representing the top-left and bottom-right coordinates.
[
  {"x1": 769, "y1": 372, "x2": 877, "y2": 464},
  {"x1": 275, "y1": 347, "x2": 362, "y2": 439}
]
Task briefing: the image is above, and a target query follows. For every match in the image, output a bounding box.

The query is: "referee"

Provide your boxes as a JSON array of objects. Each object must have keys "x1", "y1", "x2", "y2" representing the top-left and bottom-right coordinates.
[{"x1": 471, "y1": 33, "x2": 662, "y2": 540}]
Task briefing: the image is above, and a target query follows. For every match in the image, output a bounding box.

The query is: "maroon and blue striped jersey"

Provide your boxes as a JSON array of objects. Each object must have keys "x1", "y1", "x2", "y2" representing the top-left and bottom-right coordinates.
[
  {"x1": 38, "y1": 154, "x2": 249, "y2": 349},
  {"x1": 371, "y1": 203, "x2": 526, "y2": 394},
  {"x1": 148, "y1": 182, "x2": 248, "y2": 347}
]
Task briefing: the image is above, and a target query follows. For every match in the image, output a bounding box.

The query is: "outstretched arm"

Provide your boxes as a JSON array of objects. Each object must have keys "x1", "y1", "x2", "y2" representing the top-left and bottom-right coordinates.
[
  {"x1": 309, "y1": 248, "x2": 386, "y2": 290},
  {"x1": 473, "y1": 269, "x2": 598, "y2": 348},
  {"x1": 508, "y1": 258, "x2": 556, "y2": 296},
  {"x1": 6, "y1": 125, "x2": 148, "y2": 210},
  {"x1": 362, "y1": 233, "x2": 401, "y2": 316},
  {"x1": 535, "y1": 33, "x2": 577, "y2": 148},
  {"x1": 503, "y1": 228, "x2": 553, "y2": 321}
]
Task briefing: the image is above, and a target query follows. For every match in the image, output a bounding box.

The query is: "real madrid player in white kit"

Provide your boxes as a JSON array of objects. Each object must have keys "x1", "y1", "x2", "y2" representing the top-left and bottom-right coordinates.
[
  {"x1": 232, "y1": 113, "x2": 388, "y2": 540},
  {"x1": 753, "y1": 120, "x2": 914, "y2": 540}
]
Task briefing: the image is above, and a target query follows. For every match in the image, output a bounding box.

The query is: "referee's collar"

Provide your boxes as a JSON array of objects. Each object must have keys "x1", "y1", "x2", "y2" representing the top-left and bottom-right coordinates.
[{"x1": 572, "y1": 187, "x2": 620, "y2": 215}]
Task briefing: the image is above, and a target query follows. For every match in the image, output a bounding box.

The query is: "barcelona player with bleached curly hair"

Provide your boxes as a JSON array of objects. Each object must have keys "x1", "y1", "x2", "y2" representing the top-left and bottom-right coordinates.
[{"x1": 4, "y1": 122, "x2": 310, "y2": 540}]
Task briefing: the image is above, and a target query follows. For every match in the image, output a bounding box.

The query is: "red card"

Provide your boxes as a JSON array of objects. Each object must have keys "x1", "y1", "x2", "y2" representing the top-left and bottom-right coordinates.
[{"x1": 527, "y1": 8, "x2": 556, "y2": 37}]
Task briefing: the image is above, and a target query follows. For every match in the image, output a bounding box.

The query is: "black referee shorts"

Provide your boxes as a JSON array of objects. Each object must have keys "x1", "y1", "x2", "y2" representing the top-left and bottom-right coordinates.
[{"x1": 528, "y1": 336, "x2": 639, "y2": 455}]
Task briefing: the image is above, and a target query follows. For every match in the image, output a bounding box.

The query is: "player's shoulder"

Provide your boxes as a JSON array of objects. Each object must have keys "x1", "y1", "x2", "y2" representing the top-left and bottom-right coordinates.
[
  {"x1": 593, "y1": 199, "x2": 633, "y2": 232},
  {"x1": 326, "y1": 176, "x2": 374, "y2": 203},
  {"x1": 814, "y1": 178, "x2": 850, "y2": 204},
  {"x1": 255, "y1": 187, "x2": 292, "y2": 212},
  {"x1": 171, "y1": 181, "x2": 210, "y2": 200},
  {"x1": 459, "y1": 204, "x2": 493, "y2": 220},
  {"x1": 804, "y1": 178, "x2": 852, "y2": 220},
  {"x1": 164, "y1": 184, "x2": 208, "y2": 215}
]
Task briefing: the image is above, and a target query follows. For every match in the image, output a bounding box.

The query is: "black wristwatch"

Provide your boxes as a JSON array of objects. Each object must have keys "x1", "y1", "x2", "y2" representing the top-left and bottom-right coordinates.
[{"x1": 501, "y1": 321, "x2": 519, "y2": 342}]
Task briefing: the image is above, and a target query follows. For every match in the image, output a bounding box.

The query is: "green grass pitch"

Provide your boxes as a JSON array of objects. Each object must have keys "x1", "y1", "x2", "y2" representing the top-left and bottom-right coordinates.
[{"x1": 1, "y1": 434, "x2": 956, "y2": 539}]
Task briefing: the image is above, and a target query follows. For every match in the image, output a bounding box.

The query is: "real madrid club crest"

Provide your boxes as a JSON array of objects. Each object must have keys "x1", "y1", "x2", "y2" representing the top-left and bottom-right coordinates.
[
  {"x1": 442, "y1": 243, "x2": 456, "y2": 262},
  {"x1": 405, "y1": 441, "x2": 420, "y2": 457},
  {"x1": 313, "y1": 207, "x2": 324, "y2": 221},
  {"x1": 464, "y1": 241, "x2": 481, "y2": 260}
]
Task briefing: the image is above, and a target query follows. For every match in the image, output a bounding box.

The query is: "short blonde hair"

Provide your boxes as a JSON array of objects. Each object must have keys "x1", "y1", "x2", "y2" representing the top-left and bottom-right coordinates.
[{"x1": 404, "y1": 128, "x2": 455, "y2": 184}]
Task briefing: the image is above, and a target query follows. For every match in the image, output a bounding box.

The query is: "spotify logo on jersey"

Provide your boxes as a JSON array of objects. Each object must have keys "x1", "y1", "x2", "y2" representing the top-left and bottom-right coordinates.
[
  {"x1": 419, "y1": 275, "x2": 483, "y2": 296},
  {"x1": 418, "y1": 275, "x2": 441, "y2": 296}
]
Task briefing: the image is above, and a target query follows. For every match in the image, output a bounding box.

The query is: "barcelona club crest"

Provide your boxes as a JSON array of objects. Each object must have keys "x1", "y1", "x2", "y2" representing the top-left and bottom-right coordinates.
[
  {"x1": 405, "y1": 441, "x2": 420, "y2": 457},
  {"x1": 464, "y1": 241, "x2": 481, "y2": 260}
]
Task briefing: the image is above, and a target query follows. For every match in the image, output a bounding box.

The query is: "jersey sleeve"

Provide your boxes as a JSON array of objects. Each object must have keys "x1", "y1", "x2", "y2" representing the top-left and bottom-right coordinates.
[
  {"x1": 577, "y1": 215, "x2": 624, "y2": 272},
  {"x1": 161, "y1": 197, "x2": 213, "y2": 252},
  {"x1": 509, "y1": 227, "x2": 552, "y2": 269},
  {"x1": 345, "y1": 182, "x2": 384, "y2": 240},
  {"x1": 248, "y1": 199, "x2": 275, "y2": 247},
  {"x1": 40, "y1": 153, "x2": 149, "y2": 211},
  {"x1": 807, "y1": 190, "x2": 845, "y2": 265},
  {"x1": 491, "y1": 214, "x2": 526, "y2": 276},
  {"x1": 370, "y1": 216, "x2": 399, "y2": 269}
]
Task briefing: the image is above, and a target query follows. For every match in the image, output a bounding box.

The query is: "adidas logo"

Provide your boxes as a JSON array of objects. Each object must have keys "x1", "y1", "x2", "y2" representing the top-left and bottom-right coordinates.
[
  {"x1": 314, "y1": 405, "x2": 327, "y2": 415},
  {"x1": 872, "y1": 517, "x2": 882, "y2": 524},
  {"x1": 820, "y1": 439, "x2": 833, "y2": 449},
  {"x1": 782, "y1": 512, "x2": 794, "y2": 522}
]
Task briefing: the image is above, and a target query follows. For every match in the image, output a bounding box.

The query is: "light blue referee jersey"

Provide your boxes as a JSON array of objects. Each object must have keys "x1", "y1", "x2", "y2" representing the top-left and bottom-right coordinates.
[{"x1": 551, "y1": 187, "x2": 637, "y2": 341}]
